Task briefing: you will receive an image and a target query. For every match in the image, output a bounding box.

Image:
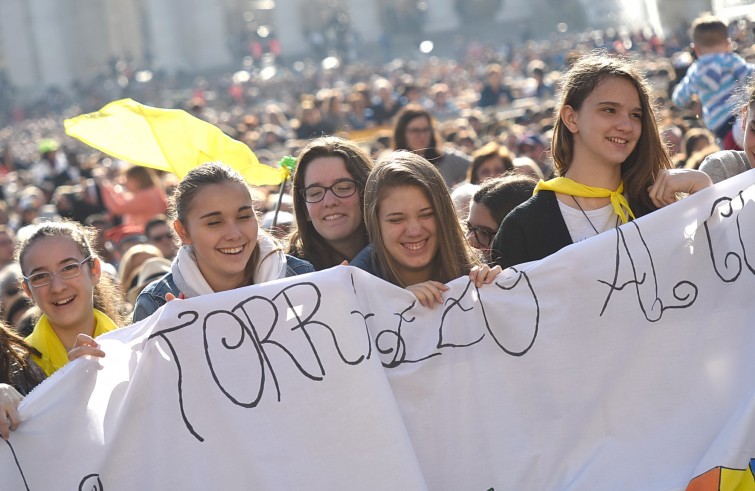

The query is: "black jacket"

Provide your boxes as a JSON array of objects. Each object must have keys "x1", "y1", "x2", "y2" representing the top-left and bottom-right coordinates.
[
  {"x1": 491, "y1": 190, "x2": 572, "y2": 269},
  {"x1": 491, "y1": 189, "x2": 653, "y2": 269}
]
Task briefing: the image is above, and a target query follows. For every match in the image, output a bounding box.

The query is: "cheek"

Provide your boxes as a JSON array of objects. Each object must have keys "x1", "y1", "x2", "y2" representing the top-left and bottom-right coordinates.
[
  {"x1": 304, "y1": 201, "x2": 319, "y2": 220},
  {"x1": 346, "y1": 196, "x2": 362, "y2": 219},
  {"x1": 379, "y1": 222, "x2": 397, "y2": 245}
]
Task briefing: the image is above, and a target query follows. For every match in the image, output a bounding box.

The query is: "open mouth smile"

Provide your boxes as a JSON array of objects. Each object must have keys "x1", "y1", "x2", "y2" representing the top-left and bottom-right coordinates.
[
  {"x1": 218, "y1": 245, "x2": 244, "y2": 255},
  {"x1": 323, "y1": 213, "x2": 345, "y2": 222},
  {"x1": 402, "y1": 239, "x2": 428, "y2": 251},
  {"x1": 606, "y1": 137, "x2": 628, "y2": 145},
  {"x1": 53, "y1": 296, "x2": 75, "y2": 306}
]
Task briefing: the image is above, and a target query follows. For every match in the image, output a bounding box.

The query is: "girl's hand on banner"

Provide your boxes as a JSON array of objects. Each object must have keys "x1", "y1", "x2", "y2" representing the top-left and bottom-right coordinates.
[
  {"x1": 0, "y1": 384, "x2": 22, "y2": 440},
  {"x1": 407, "y1": 281, "x2": 449, "y2": 308},
  {"x1": 469, "y1": 264, "x2": 502, "y2": 288}
]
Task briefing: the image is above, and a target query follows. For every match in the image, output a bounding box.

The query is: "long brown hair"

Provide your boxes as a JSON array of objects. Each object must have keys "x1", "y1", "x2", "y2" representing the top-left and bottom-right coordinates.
[
  {"x1": 551, "y1": 51, "x2": 672, "y2": 216},
  {"x1": 392, "y1": 105, "x2": 442, "y2": 162},
  {"x1": 363, "y1": 151, "x2": 480, "y2": 287},
  {"x1": 15, "y1": 220, "x2": 128, "y2": 326},
  {"x1": 0, "y1": 320, "x2": 44, "y2": 392},
  {"x1": 287, "y1": 137, "x2": 374, "y2": 269}
]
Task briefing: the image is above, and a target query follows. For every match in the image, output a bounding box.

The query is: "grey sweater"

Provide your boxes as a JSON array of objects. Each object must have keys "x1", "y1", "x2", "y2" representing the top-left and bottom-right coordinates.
[{"x1": 700, "y1": 150, "x2": 751, "y2": 184}]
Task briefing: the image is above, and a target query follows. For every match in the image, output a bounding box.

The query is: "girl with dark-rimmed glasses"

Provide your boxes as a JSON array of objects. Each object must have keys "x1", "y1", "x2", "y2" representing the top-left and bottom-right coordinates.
[{"x1": 287, "y1": 136, "x2": 374, "y2": 270}]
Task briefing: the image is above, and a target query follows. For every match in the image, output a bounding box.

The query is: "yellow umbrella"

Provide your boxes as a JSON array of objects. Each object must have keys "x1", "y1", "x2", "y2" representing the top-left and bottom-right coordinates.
[{"x1": 64, "y1": 98, "x2": 287, "y2": 185}]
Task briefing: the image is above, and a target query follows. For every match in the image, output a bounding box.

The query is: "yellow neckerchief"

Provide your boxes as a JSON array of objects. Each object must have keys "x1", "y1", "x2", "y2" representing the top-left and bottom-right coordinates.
[
  {"x1": 25, "y1": 309, "x2": 118, "y2": 377},
  {"x1": 534, "y1": 177, "x2": 636, "y2": 224}
]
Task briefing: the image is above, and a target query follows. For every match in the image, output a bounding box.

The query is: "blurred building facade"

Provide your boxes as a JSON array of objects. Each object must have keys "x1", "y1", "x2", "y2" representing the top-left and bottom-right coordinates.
[{"x1": 0, "y1": 0, "x2": 746, "y2": 97}]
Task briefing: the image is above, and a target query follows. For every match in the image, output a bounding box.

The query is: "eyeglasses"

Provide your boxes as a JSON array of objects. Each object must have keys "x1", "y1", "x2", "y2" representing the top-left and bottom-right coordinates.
[
  {"x1": 150, "y1": 232, "x2": 174, "y2": 242},
  {"x1": 465, "y1": 221, "x2": 496, "y2": 247},
  {"x1": 300, "y1": 179, "x2": 359, "y2": 203},
  {"x1": 22, "y1": 256, "x2": 92, "y2": 288},
  {"x1": 406, "y1": 127, "x2": 431, "y2": 135}
]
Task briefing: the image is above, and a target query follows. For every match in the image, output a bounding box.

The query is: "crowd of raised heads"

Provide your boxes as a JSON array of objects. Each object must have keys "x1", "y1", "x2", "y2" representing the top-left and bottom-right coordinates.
[{"x1": 1, "y1": 13, "x2": 754, "y2": 436}]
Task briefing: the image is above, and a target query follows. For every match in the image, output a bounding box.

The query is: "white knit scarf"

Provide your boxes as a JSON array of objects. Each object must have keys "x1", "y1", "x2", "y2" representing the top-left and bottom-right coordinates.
[{"x1": 171, "y1": 233, "x2": 287, "y2": 298}]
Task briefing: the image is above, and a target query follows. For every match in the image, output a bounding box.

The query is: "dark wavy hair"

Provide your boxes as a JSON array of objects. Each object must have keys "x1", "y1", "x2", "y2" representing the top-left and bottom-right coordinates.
[
  {"x1": 551, "y1": 51, "x2": 672, "y2": 216},
  {"x1": 15, "y1": 220, "x2": 128, "y2": 326},
  {"x1": 473, "y1": 174, "x2": 537, "y2": 225},
  {"x1": 0, "y1": 320, "x2": 44, "y2": 394},
  {"x1": 287, "y1": 137, "x2": 374, "y2": 270}
]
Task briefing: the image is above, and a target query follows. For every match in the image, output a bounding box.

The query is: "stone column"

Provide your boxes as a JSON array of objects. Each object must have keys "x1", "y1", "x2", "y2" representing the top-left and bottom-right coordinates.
[
  {"x1": 143, "y1": 0, "x2": 232, "y2": 74},
  {"x1": 27, "y1": 0, "x2": 73, "y2": 88},
  {"x1": 270, "y1": 0, "x2": 309, "y2": 59},
  {"x1": 424, "y1": 0, "x2": 460, "y2": 33},
  {"x1": 348, "y1": 0, "x2": 381, "y2": 44},
  {"x1": 0, "y1": 0, "x2": 42, "y2": 91}
]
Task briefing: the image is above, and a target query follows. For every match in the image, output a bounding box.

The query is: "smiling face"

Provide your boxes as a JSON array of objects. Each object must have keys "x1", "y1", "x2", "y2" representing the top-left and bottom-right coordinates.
[
  {"x1": 21, "y1": 236, "x2": 100, "y2": 336},
  {"x1": 562, "y1": 76, "x2": 642, "y2": 171},
  {"x1": 303, "y1": 156, "x2": 365, "y2": 257},
  {"x1": 378, "y1": 185, "x2": 438, "y2": 285},
  {"x1": 174, "y1": 182, "x2": 258, "y2": 292}
]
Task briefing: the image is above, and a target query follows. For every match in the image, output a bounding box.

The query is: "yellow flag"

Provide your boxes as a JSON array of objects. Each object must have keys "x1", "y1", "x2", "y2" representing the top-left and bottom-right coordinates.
[{"x1": 64, "y1": 98, "x2": 287, "y2": 185}]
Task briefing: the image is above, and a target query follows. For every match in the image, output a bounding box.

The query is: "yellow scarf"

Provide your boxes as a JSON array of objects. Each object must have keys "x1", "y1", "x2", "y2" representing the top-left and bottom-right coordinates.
[
  {"x1": 25, "y1": 309, "x2": 118, "y2": 377},
  {"x1": 534, "y1": 177, "x2": 636, "y2": 224}
]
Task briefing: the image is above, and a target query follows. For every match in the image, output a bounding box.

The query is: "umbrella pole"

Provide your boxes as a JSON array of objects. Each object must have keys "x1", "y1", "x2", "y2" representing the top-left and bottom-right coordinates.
[
  {"x1": 271, "y1": 180, "x2": 286, "y2": 229},
  {"x1": 271, "y1": 156, "x2": 297, "y2": 230}
]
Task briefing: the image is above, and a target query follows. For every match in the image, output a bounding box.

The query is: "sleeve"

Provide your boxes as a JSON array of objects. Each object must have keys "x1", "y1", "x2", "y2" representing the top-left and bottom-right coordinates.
[
  {"x1": 285, "y1": 255, "x2": 315, "y2": 275},
  {"x1": 699, "y1": 153, "x2": 729, "y2": 184},
  {"x1": 671, "y1": 68, "x2": 695, "y2": 107},
  {"x1": 132, "y1": 292, "x2": 163, "y2": 323},
  {"x1": 735, "y1": 57, "x2": 755, "y2": 81},
  {"x1": 491, "y1": 213, "x2": 531, "y2": 270},
  {"x1": 348, "y1": 246, "x2": 375, "y2": 273},
  {"x1": 100, "y1": 186, "x2": 161, "y2": 215},
  {"x1": 699, "y1": 151, "x2": 749, "y2": 184}
]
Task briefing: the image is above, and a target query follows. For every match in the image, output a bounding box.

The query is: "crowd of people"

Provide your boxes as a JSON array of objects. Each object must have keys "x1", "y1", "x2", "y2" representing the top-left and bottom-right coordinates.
[{"x1": 1, "y1": 12, "x2": 754, "y2": 443}]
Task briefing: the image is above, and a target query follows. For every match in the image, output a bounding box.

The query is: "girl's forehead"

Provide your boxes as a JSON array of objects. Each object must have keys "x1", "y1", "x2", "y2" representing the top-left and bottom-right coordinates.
[
  {"x1": 22, "y1": 235, "x2": 82, "y2": 267},
  {"x1": 380, "y1": 184, "x2": 430, "y2": 206},
  {"x1": 185, "y1": 182, "x2": 252, "y2": 215}
]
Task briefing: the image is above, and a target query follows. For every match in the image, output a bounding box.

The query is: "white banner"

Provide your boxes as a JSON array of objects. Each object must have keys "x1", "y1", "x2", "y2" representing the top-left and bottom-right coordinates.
[{"x1": 3, "y1": 171, "x2": 755, "y2": 490}]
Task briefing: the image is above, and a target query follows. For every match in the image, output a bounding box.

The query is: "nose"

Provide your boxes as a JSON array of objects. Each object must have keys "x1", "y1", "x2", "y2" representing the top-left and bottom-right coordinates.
[
  {"x1": 224, "y1": 222, "x2": 243, "y2": 240},
  {"x1": 404, "y1": 217, "x2": 425, "y2": 236},
  {"x1": 322, "y1": 188, "x2": 340, "y2": 206},
  {"x1": 48, "y1": 272, "x2": 66, "y2": 291},
  {"x1": 616, "y1": 112, "x2": 633, "y2": 131}
]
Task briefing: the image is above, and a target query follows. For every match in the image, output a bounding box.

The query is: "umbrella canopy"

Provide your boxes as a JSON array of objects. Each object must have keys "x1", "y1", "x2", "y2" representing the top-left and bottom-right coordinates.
[{"x1": 64, "y1": 98, "x2": 287, "y2": 185}]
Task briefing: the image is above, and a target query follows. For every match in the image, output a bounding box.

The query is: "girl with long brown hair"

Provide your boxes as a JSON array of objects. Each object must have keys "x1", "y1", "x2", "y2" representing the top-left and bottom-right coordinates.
[
  {"x1": 493, "y1": 52, "x2": 712, "y2": 269},
  {"x1": 351, "y1": 151, "x2": 500, "y2": 307}
]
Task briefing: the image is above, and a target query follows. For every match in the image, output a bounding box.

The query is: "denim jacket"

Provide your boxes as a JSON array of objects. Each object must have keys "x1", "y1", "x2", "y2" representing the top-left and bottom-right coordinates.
[{"x1": 132, "y1": 255, "x2": 314, "y2": 323}]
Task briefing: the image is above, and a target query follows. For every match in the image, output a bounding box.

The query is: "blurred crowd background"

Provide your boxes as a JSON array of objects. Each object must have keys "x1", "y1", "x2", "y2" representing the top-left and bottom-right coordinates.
[{"x1": 0, "y1": 1, "x2": 753, "y2": 331}]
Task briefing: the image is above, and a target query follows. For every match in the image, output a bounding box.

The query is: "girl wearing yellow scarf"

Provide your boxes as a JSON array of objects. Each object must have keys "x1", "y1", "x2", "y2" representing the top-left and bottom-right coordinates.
[
  {"x1": 492, "y1": 52, "x2": 712, "y2": 269},
  {"x1": 18, "y1": 221, "x2": 127, "y2": 377}
]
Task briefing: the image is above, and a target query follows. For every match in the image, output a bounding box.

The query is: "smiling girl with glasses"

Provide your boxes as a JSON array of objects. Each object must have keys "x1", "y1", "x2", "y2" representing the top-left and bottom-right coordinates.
[{"x1": 16, "y1": 221, "x2": 127, "y2": 376}]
